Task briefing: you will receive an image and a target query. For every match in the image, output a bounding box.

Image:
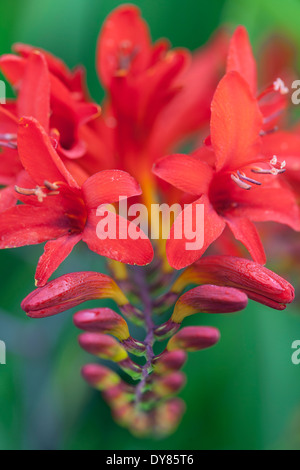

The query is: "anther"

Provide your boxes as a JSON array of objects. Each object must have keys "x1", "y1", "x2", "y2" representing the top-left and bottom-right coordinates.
[
  {"x1": 273, "y1": 78, "x2": 289, "y2": 95},
  {"x1": 260, "y1": 126, "x2": 279, "y2": 136},
  {"x1": 15, "y1": 185, "x2": 47, "y2": 203},
  {"x1": 44, "y1": 180, "x2": 59, "y2": 191}
]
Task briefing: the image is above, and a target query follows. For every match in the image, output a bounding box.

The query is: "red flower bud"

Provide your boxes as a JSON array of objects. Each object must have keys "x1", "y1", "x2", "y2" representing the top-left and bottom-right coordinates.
[
  {"x1": 172, "y1": 256, "x2": 295, "y2": 310},
  {"x1": 81, "y1": 364, "x2": 121, "y2": 391},
  {"x1": 74, "y1": 308, "x2": 146, "y2": 356},
  {"x1": 21, "y1": 272, "x2": 129, "y2": 318},
  {"x1": 153, "y1": 371, "x2": 186, "y2": 397},
  {"x1": 153, "y1": 350, "x2": 187, "y2": 375},
  {"x1": 74, "y1": 308, "x2": 130, "y2": 341},
  {"x1": 167, "y1": 326, "x2": 220, "y2": 352}
]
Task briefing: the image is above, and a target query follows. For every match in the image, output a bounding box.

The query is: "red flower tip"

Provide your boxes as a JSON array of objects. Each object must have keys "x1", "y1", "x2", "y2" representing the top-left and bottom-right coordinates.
[
  {"x1": 171, "y1": 285, "x2": 248, "y2": 324},
  {"x1": 167, "y1": 326, "x2": 221, "y2": 352},
  {"x1": 153, "y1": 350, "x2": 187, "y2": 375},
  {"x1": 172, "y1": 255, "x2": 295, "y2": 310},
  {"x1": 21, "y1": 272, "x2": 129, "y2": 318},
  {"x1": 81, "y1": 364, "x2": 121, "y2": 391},
  {"x1": 73, "y1": 307, "x2": 130, "y2": 341}
]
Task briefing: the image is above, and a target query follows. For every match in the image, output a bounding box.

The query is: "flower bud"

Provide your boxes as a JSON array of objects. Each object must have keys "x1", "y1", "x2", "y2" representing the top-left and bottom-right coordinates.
[
  {"x1": 79, "y1": 333, "x2": 128, "y2": 362},
  {"x1": 74, "y1": 308, "x2": 129, "y2": 341},
  {"x1": 172, "y1": 256, "x2": 295, "y2": 310},
  {"x1": 74, "y1": 308, "x2": 146, "y2": 356},
  {"x1": 167, "y1": 326, "x2": 220, "y2": 352},
  {"x1": 154, "y1": 398, "x2": 186, "y2": 437},
  {"x1": 22, "y1": 272, "x2": 129, "y2": 318},
  {"x1": 81, "y1": 364, "x2": 121, "y2": 391},
  {"x1": 79, "y1": 333, "x2": 142, "y2": 379},
  {"x1": 153, "y1": 372, "x2": 186, "y2": 397},
  {"x1": 153, "y1": 350, "x2": 187, "y2": 375},
  {"x1": 155, "y1": 285, "x2": 247, "y2": 339}
]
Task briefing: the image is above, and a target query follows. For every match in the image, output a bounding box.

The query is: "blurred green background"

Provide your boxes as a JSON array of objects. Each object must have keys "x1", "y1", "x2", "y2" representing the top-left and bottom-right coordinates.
[{"x1": 1, "y1": 0, "x2": 300, "y2": 450}]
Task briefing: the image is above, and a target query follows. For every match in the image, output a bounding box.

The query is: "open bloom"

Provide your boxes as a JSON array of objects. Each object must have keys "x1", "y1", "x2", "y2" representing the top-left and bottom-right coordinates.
[
  {"x1": 153, "y1": 70, "x2": 300, "y2": 269},
  {"x1": 0, "y1": 48, "x2": 99, "y2": 160},
  {"x1": 0, "y1": 118, "x2": 153, "y2": 285}
]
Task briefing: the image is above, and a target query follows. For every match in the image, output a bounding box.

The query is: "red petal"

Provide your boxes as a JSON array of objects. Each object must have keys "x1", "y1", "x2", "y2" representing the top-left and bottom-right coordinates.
[
  {"x1": 148, "y1": 30, "x2": 228, "y2": 158},
  {"x1": 17, "y1": 117, "x2": 79, "y2": 188},
  {"x1": 223, "y1": 178, "x2": 300, "y2": 231},
  {"x1": 153, "y1": 154, "x2": 214, "y2": 195},
  {"x1": 211, "y1": 71, "x2": 263, "y2": 171},
  {"x1": 82, "y1": 210, "x2": 153, "y2": 266},
  {"x1": 0, "y1": 186, "x2": 18, "y2": 212},
  {"x1": 0, "y1": 54, "x2": 25, "y2": 86},
  {"x1": 226, "y1": 26, "x2": 257, "y2": 95},
  {"x1": 96, "y1": 5, "x2": 152, "y2": 88},
  {"x1": 166, "y1": 195, "x2": 226, "y2": 269},
  {"x1": 225, "y1": 216, "x2": 266, "y2": 265},
  {"x1": 35, "y1": 233, "x2": 82, "y2": 287},
  {"x1": 0, "y1": 205, "x2": 69, "y2": 248},
  {"x1": 82, "y1": 170, "x2": 142, "y2": 209},
  {"x1": 18, "y1": 51, "x2": 50, "y2": 132}
]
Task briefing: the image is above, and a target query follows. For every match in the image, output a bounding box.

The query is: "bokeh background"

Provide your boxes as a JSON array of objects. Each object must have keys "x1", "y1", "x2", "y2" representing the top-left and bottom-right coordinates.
[{"x1": 1, "y1": 0, "x2": 300, "y2": 450}]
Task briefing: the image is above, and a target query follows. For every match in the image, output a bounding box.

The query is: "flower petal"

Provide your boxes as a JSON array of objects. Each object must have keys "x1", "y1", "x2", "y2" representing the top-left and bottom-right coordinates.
[
  {"x1": 82, "y1": 170, "x2": 142, "y2": 209},
  {"x1": 224, "y1": 179, "x2": 300, "y2": 231},
  {"x1": 153, "y1": 154, "x2": 214, "y2": 195},
  {"x1": 225, "y1": 216, "x2": 266, "y2": 265},
  {"x1": 35, "y1": 233, "x2": 82, "y2": 287},
  {"x1": 166, "y1": 195, "x2": 226, "y2": 269},
  {"x1": 82, "y1": 210, "x2": 154, "y2": 266},
  {"x1": 18, "y1": 51, "x2": 50, "y2": 132},
  {"x1": 226, "y1": 26, "x2": 257, "y2": 95},
  {"x1": 17, "y1": 117, "x2": 79, "y2": 188},
  {"x1": 0, "y1": 205, "x2": 69, "y2": 248},
  {"x1": 211, "y1": 71, "x2": 263, "y2": 171}
]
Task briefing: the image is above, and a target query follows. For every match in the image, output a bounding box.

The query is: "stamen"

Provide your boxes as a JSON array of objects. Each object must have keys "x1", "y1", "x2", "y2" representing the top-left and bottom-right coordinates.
[
  {"x1": 273, "y1": 78, "x2": 289, "y2": 95},
  {"x1": 0, "y1": 140, "x2": 17, "y2": 149},
  {"x1": 251, "y1": 167, "x2": 286, "y2": 175},
  {"x1": 15, "y1": 185, "x2": 47, "y2": 203},
  {"x1": 118, "y1": 42, "x2": 140, "y2": 73},
  {"x1": 44, "y1": 180, "x2": 59, "y2": 191},
  {"x1": 237, "y1": 171, "x2": 262, "y2": 186},
  {"x1": 260, "y1": 126, "x2": 279, "y2": 136},
  {"x1": 15, "y1": 181, "x2": 60, "y2": 203},
  {"x1": 231, "y1": 174, "x2": 251, "y2": 190}
]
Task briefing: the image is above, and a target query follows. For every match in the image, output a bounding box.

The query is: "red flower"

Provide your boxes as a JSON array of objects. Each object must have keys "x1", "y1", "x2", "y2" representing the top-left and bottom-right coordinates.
[
  {"x1": 153, "y1": 71, "x2": 300, "y2": 269},
  {"x1": 0, "y1": 49, "x2": 99, "y2": 160},
  {"x1": 0, "y1": 118, "x2": 153, "y2": 285}
]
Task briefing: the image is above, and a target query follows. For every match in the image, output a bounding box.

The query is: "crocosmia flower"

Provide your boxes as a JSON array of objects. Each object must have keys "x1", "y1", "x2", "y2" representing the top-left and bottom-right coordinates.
[{"x1": 0, "y1": 4, "x2": 298, "y2": 440}]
